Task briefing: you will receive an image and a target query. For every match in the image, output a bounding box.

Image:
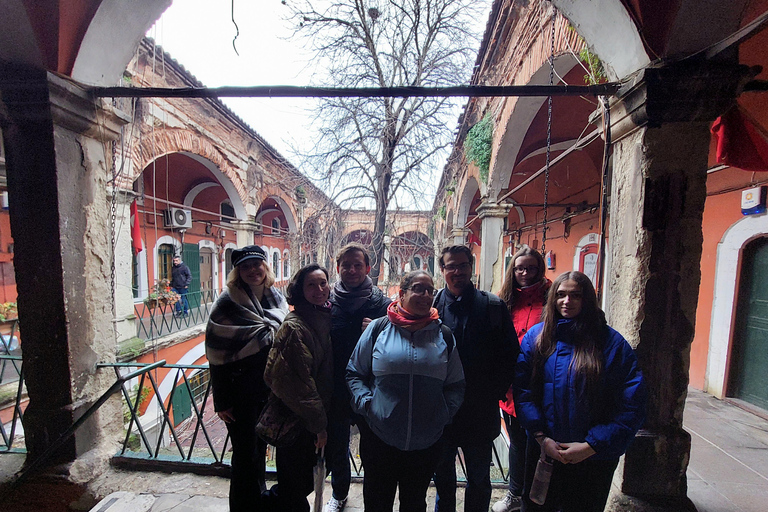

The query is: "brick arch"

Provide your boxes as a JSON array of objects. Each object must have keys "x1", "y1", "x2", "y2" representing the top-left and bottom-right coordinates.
[
  {"x1": 255, "y1": 185, "x2": 299, "y2": 233},
  {"x1": 133, "y1": 128, "x2": 248, "y2": 207},
  {"x1": 487, "y1": 13, "x2": 582, "y2": 199}
]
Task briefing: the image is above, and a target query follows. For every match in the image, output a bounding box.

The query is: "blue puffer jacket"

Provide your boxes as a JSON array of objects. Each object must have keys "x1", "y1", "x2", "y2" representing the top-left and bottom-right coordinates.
[
  {"x1": 514, "y1": 319, "x2": 646, "y2": 460},
  {"x1": 346, "y1": 318, "x2": 465, "y2": 451}
]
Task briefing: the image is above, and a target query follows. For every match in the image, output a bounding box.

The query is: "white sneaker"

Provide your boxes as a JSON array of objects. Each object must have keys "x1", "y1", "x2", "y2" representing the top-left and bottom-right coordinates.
[
  {"x1": 492, "y1": 491, "x2": 523, "y2": 512},
  {"x1": 325, "y1": 496, "x2": 347, "y2": 512}
]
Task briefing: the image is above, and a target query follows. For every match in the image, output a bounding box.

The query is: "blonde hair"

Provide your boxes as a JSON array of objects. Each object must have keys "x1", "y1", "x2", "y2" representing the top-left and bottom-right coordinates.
[{"x1": 226, "y1": 260, "x2": 276, "y2": 290}]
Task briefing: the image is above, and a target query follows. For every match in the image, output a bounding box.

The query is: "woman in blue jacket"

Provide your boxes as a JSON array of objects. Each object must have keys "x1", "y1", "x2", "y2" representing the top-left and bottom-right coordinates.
[
  {"x1": 514, "y1": 271, "x2": 646, "y2": 512},
  {"x1": 347, "y1": 271, "x2": 465, "y2": 512}
]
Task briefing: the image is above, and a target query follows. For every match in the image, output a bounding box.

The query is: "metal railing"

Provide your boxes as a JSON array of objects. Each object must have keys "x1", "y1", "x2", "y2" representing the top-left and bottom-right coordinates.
[
  {"x1": 134, "y1": 289, "x2": 220, "y2": 341},
  {"x1": 2, "y1": 358, "x2": 510, "y2": 484},
  {"x1": 0, "y1": 320, "x2": 24, "y2": 453}
]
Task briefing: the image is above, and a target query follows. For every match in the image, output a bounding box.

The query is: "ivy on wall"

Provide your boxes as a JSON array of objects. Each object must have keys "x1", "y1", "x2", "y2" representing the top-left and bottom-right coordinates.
[{"x1": 464, "y1": 113, "x2": 494, "y2": 183}]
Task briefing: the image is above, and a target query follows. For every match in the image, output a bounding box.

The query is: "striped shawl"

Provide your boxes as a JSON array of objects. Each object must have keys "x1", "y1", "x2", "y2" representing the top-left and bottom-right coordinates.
[{"x1": 205, "y1": 284, "x2": 289, "y2": 366}]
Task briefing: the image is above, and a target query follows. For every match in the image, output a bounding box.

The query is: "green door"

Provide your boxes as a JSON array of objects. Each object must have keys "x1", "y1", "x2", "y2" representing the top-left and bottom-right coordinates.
[
  {"x1": 182, "y1": 243, "x2": 200, "y2": 310},
  {"x1": 730, "y1": 237, "x2": 768, "y2": 410},
  {"x1": 170, "y1": 383, "x2": 192, "y2": 426}
]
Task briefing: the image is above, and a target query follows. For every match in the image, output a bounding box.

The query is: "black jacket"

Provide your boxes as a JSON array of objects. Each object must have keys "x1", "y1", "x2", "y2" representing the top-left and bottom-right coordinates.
[
  {"x1": 434, "y1": 284, "x2": 519, "y2": 442},
  {"x1": 171, "y1": 262, "x2": 192, "y2": 289},
  {"x1": 329, "y1": 285, "x2": 391, "y2": 417}
]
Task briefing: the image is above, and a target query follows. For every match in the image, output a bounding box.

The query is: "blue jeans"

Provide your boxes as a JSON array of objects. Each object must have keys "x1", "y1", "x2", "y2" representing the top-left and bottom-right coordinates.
[
  {"x1": 325, "y1": 414, "x2": 352, "y2": 500},
  {"x1": 433, "y1": 437, "x2": 493, "y2": 512},
  {"x1": 173, "y1": 287, "x2": 189, "y2": 315}
]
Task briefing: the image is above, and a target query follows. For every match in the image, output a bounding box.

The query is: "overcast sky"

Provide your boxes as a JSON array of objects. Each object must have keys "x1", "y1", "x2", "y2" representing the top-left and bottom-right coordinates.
[{"x1": 148, "y1": 0, "x2": 488, "y2": 209}]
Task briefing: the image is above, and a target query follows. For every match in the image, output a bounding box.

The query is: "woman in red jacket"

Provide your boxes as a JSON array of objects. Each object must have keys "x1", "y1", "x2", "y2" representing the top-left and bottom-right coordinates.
[{"x1": 492, "y1": 246, "x2": 551, "y2": 512}]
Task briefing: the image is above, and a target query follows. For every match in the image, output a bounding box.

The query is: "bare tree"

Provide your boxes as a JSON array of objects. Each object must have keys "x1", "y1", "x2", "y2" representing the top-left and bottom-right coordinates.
[{"x1": 287, "y1": 0, "x2": 485, "y2": 283}]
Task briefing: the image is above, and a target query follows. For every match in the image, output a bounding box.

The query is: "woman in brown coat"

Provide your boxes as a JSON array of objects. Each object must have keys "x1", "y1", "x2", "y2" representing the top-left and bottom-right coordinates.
[{"x1": 263, "y1": 263, "x2": 333, "y2": 511}]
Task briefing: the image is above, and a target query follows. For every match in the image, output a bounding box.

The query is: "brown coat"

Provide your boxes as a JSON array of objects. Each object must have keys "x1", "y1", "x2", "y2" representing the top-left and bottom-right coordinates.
[{"x1": 264, "y1": 303, "x2": 333, "y2": 434}]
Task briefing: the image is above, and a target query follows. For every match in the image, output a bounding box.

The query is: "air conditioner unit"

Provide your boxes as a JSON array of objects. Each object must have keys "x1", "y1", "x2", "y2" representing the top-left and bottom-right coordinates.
[{"x1": 163, "y1": 208, "x2": 192, "y2": 229}]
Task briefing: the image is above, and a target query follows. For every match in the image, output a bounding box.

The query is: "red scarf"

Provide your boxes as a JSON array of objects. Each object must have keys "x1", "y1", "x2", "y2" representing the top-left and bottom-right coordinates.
[{"x1": 387, "y1": 301, "x2": 439, "y2": 331}]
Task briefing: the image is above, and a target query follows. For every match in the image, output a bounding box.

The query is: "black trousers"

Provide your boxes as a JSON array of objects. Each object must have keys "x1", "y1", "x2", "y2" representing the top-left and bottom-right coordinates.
[
  {"x1": 225, "y1": 397, "x2": 268, "y2": 512},
  {"x1": 359, "y1": 421, "x2": 444, "y2": 512},
  {"x1": 266, "y1": 429, "x2": 317, "y2": 512},
  {"x1": 521, "y1": 437, "x2": 619, "y2": 512}
]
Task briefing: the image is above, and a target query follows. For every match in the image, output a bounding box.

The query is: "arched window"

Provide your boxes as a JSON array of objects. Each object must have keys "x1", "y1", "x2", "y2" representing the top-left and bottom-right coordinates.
[
  {"x1": 272, "y1": 217, "x2": 281, "y2": 235},
  {"x1": 273, "y1": 252, "x2": 280, "y2": 279},
  {"x1": 283, "y1": 251, "x2": 290, "y2": 280},
  {"x1": 220, "y1": 201, "x2": 235, "y2": 223}
]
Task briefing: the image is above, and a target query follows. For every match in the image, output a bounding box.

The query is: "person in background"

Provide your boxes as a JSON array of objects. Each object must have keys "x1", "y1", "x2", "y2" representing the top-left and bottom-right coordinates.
[
  {"x1": 263, "y1": 263, "x2": 334, "y2": 512},
  {"x1": 492, "y1": 246, "x2": 551, "y2": 512},
  {"x1": 171, "y1": 254, "x2": 192, "y2": 316},
  {"x1": 515, "y1": 271, "x2": 646, "y2": 512},
  {"x1": 205, "y1": 245, "x2": 288, "y2": 512},
  {"x1": 325, "y1": 243, "x2": 391, "y2": 512},
  {"x1": 432, "y1": 245, "x2": 519, "y2": 512},
  {"x1": 347, "y1": 271, "x2": 465, "y2": 512}
]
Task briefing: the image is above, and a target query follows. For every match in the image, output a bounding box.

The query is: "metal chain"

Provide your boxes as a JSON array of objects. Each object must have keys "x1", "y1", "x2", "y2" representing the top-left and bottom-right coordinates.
[
  {"x1": 541, "y1": 4, "x2": 557, "y2": 254},
  {"x1": 110, "y1": 136, "x2": 118, "y2": 324}
]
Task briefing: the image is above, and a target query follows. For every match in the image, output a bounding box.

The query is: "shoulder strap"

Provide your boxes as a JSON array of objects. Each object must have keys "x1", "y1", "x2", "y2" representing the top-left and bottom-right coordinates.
[
  {"x1": 440, "y1": 323, "x2": 455, "y2": 356},
  {"x1": 368, "y1": 316, "x2": 390, "y2": 373}
]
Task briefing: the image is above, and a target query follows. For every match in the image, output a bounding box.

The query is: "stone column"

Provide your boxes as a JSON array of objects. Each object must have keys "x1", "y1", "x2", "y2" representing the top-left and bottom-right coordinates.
[
  {"x1": 450, "y1": 227, "x2": 469, "y2": 245},
  {"x1": 476, "y1": 201, "x2": 510, "y2": 292},
  {"x1": 0, "y1": 65, "x2": 129, "y2": 478},
  {"x1": 113, "y1": 189, "x2": 140, "y2": 345},
  {"x1": 604, "y1": 63, "x2": 753, "y2": 511}
]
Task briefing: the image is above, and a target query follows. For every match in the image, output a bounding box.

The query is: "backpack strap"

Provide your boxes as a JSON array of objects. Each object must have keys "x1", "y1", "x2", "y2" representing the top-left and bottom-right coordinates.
[{"x1": 440, "y1": 323, "x2": 455, "y2": 357}]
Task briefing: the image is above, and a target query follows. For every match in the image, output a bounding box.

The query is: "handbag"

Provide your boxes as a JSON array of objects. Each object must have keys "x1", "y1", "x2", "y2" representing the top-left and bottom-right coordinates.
[{"x1": 255, "y1": 392, "x2": 303, "y2": 447}]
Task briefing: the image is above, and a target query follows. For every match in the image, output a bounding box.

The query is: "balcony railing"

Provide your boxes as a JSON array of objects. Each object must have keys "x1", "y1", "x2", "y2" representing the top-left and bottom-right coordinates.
[
  {"x1": 134, "y1": 289, "x2": 220, "y2": 341},
  {"x1": 2, "y1": 356, "x2": 510, "y2": 484},
  {"x1": 0, "y1": 320, "x2": 24, "y2": 453}
]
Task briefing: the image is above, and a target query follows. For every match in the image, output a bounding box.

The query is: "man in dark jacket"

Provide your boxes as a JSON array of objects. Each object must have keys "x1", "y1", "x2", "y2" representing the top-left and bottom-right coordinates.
[
  {"x1": 325, "y1": 243, "x2": 391, "y2": 512},
  {"x1": 433, "y1": 245, "x2": 519, "y2": 512},
  {"x1": 171, "y1": 255, "x2": 192, "y2": 316}
]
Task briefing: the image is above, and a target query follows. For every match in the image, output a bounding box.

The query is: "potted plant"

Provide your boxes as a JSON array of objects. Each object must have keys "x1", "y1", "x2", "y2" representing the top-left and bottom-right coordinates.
[
  {"x1": 0, "y1": 302, "x2": 18, "y2": 322},
  {"x1": 143, "y1": 279, "x2": 180, "y2": 309}
]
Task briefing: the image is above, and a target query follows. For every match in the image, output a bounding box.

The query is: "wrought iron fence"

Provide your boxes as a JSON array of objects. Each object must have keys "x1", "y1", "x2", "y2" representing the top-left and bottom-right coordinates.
[
  {"x1": 0, "y1": 320, "x2": 24, "y2": 453},
  {"x1": 2, "y1": 357, "x2": 510, "y2": 485},
  {"x1": 134, "y1": 288, "x2": 220, "y2": 341}
]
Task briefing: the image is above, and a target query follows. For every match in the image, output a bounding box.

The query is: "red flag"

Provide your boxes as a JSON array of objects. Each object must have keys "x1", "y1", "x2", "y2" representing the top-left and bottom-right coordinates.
[
  {"x1": 130, "y1": 200, "x2": 143, "y2": 255},
  {"x1": 711, "y1": 107, "x2": 768, "y2": 173},
  {"x1": 467, "y1": 232, "x2": 482, "y2": 246}
]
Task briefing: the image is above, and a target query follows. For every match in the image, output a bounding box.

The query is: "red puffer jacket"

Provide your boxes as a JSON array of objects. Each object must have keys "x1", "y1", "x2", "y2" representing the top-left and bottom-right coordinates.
[{"x1": 499, "y1": 279, "x2": 550, "y2": 415}]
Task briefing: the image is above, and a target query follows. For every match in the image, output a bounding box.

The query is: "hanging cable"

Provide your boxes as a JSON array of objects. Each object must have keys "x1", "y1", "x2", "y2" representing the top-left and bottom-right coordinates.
[
  {"x1": 231, "y1": 0, "x2": 241, "y2": 56},
  {"x1": 596, "y1": 96, "x2": 612, "y2": 303},
  {"x1": 541, "y1": 4, "x2": 557, "y2": 254}
]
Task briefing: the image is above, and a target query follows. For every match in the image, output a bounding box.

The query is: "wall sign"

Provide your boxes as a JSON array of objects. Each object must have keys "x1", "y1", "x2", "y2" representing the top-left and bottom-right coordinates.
[{"x1": 741, "y1": 186, "x2": 767, "y2": 216}]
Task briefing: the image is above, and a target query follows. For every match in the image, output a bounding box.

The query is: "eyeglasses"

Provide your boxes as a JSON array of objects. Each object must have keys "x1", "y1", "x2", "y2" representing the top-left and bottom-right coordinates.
[
  {"x1": 443, "y1": 262, "x2": 471, "y2": 273},
  {"x1": 406, "y1": 284, "x2": 437, "y2": 297},
  {"x1": 514, "y1": 266, "x2": 539, "y2": 275}
]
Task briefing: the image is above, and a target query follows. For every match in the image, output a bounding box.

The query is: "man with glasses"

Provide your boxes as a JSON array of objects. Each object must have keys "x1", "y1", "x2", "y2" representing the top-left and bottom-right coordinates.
[
  {"x1": 325, "y1": 243, "x2": 392, "y2": 512},
  {"x1": 433, "y1": 245, "x2": 519, "y2": 512}
]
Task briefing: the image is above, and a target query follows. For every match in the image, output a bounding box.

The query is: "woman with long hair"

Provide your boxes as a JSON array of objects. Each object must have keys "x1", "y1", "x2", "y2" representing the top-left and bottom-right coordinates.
[
  {"x1": 346, "y1": 271, "x2": 465, "y2": 512},
  {"x1": 493, "y1": 246, "x2": 551, "y2": 512},
  {"x1": 263, "y1": 263, "x2": 334, "y2": 511},
  {"x1": 515, "y1": 271, "x2": 646, "y2": 512},
  {"x1": 205, "y1": 245, "x2": 289, "y2": 511}
]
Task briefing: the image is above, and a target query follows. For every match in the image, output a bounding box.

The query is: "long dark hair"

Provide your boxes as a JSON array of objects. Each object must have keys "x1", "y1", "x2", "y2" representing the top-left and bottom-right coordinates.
[
  {"x1": 285, "y1": 263, "x2": 329, "y2": 306},
  {"x1": 532, "y1": 271, "x2": 607, "y2": 395},
  {"x1": 498, "y1": 245, "x2": 547, "y2": 309}
]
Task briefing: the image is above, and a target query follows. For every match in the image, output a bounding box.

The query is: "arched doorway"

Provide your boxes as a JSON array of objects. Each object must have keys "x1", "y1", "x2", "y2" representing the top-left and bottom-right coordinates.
[{"x1": 728, "y1": 236, "x2": 768, "y2": 410}]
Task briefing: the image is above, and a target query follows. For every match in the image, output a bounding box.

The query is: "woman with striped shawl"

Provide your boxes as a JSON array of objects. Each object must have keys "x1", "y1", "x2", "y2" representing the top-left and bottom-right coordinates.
[{"x1": 205, "y1": 245, "x2": 289, "y2": 512}]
